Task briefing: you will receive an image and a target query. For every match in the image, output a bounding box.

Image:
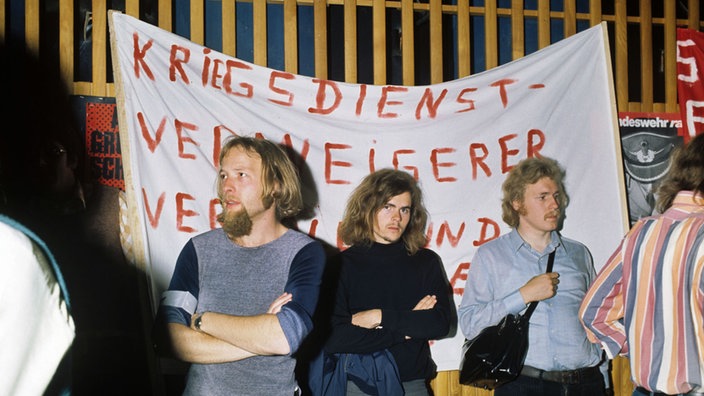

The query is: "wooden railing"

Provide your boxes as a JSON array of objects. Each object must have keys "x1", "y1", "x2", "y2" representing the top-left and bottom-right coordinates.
[{"x1": 3, "y1": 1, "x2": 701, "y2": 395}]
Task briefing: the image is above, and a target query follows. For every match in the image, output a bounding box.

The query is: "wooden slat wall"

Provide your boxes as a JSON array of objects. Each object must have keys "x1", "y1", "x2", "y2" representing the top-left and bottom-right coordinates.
[
  {"x1": 47, "y1": 0, "x2": 703, "y2": 114},
  {"x1": 9, "y1": 1, "x2": 703, "y2": 395}
]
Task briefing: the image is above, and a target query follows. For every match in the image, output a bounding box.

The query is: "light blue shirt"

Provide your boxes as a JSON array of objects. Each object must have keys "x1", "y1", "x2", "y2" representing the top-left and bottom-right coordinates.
[{"x1": 458, "y1": 228, "x2": 603, "y2": 371}]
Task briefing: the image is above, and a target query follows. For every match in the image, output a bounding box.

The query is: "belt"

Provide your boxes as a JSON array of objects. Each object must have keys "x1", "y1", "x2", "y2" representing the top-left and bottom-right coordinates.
[
  {"x1": 520, "y1": 365, "x2": 601, "y2": 384},
  {"x1": 635, "y1": 386, "x2": 704, "y2": 396}
]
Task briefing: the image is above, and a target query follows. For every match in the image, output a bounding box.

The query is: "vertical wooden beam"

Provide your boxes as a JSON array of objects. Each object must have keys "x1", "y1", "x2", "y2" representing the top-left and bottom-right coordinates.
[
  {"x1": 484, "y1": 0, "x2": 497, "y2": 69},
  {"x1": 59, "y1": 0, "x2": 74, "y2": 93},
  {"x1": 614, "y1": 0, "x2": 628, "y2": 111},
  {"x1": 222, "y1": 0, "x2": 237, "y2": 57},
  {"x1": 687, "y1": 0, "x2": 700, "y2": 30},
  {"x1": 313, "y1": 0, "x2": 328, "y2": 79},
  {"x1": 125, "y1": 0, "x2": 139, "y2": 17},
  {"x1": 457, "y1": 0, "x2": 471, "y2": 77},
  {"x1": 372, "y1": 0, "x2": 387, "y2": 85},
  {"x1": 663, "y1": 0, "x2": 677, "y2": 112},
  {"x1": 92, "y1": 0, "x2": 107, "y2": 96},
  {"x1": 511, "y1": 0, "x2": 524, "y2": 60},
  {"x1": 190, "y1": 1, "x2": 205, "y2": 45},
  {"x1": 284, "y1": 0, "x2": 298, "y2": 73},
  {"x1": 429, "y1": 0, "x2": 443, "y2": 83},
  {"x1": 253, "y1": 0, "x2": 268, "y2": 66},
  {"x1": 401, "y1": 0, "x2": 415, "y2": 85},
  {"x1": 537, "y1": 0, "x2": 550, "y2": 49},
  {"x1": 344, "y1": 0, "x2": 358, "y2": 83},
  {"x1": 589, "y1": 0, "x2": 601, "y2": 27},
  {"x1": 158, "y1": 0, "x2": 173, "y2": 31},
  {"x1": 563, "y1": 0, "x2": 576, "y2": 37},
  {"x1": 612, "y1": 356, "x2": 635, "y2": 396},
  {"x1": 0, "y1": 0, "x2": 5, "y2": 42},
  {"x1": 639, "y1": 0, "x2": 653, "y2": 111},
  {"x1": 25, "y1": 0, "x2": 40, "y2": 54}
]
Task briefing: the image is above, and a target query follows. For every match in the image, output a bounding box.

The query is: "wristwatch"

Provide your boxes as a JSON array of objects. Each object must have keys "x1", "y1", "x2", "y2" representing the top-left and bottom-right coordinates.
[{"x1": 194, "y1": 313, "x2": 203, "y2": 331}]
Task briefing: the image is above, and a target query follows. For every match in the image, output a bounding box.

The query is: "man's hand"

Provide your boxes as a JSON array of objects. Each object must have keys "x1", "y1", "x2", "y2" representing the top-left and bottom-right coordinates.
[
  {"x1": 267, "y1": 292, "x2": 292, "y2": 314},
  {"x1": 412, "y1": 295, "x2": 437, "y2": 310},
  {"x1": 403, "y1": 295, "x2": 439, "y2": 339},
  {"x1": 520, "y1": 272, "x2": 559, "y2": 304},
  {"x1": 351, "y1": 295, "x2": 437, "y2": 333},
  {"x1": 352, "y1": 309, "x2": 382, "y2": 329}
]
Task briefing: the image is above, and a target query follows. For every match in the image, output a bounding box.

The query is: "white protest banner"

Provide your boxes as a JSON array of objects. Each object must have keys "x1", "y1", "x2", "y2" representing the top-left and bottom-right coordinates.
[{"x1": 109, "y1": 12, "x2": 628, "y2": 370}]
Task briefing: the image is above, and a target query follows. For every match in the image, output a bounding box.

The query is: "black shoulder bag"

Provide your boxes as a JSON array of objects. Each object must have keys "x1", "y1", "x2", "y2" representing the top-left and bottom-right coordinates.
[{"x1": 459, "y1": 250, "x2": 555, "y2": 389}]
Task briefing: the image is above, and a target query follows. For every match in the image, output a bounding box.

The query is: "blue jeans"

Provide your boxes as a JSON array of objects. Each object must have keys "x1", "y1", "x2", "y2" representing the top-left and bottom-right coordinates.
[{"x1": 494, "y1": 373, "x2": 605, "y2": 396}]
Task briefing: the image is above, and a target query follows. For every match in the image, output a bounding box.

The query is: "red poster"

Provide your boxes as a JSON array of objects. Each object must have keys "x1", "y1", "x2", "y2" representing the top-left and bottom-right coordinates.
[
  {"x1": 676, "y1": 28, "x2": 704, "y2": 141},
  {"x1": 71, "y1": 96, "x2": 124, "y2": 190}
]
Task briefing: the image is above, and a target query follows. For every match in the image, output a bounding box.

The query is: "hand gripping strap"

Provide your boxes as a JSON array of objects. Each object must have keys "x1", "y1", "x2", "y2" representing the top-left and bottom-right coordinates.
[{"x1": 523, "y1": 250, "x2": 556, "y2": 319}]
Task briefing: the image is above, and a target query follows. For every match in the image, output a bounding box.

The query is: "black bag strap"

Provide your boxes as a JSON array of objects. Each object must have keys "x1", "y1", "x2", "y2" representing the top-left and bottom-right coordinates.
[{"x1": 522, "y1": 250, "x2": 555, "y2": 319}]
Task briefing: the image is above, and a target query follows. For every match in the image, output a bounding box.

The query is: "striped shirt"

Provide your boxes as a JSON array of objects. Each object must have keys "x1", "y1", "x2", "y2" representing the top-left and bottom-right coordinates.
[{"x1": 579, "y1": 191, "x2": 704, "y2": 394}]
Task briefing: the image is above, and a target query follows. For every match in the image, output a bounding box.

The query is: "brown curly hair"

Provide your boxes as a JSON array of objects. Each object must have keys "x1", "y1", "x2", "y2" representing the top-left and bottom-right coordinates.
[
  {"x1": 500, "y1": 156, "x2": 568, "y2": 228},
  {"x1": 655, "y1": 133, "x2": 704, "y2": 213},
  {"x1": 338, "y1": 168, "x2": 429, "y2": 254}
]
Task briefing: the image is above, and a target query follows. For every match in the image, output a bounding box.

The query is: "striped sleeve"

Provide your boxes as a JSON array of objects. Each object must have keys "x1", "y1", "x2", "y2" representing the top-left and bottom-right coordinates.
[
  {"x1": 579, "y1": 234, "x2": 630, "y2": 359},
  {"x1": 581, "y1": 203, "x2": 704, "y2": 394}
]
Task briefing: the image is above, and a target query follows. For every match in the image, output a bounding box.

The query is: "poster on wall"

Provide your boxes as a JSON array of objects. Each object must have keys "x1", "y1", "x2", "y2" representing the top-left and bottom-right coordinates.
[
  {"x1": 618, "y1": 112, "x2": 683, "y2": 226},
  {"x1": 676, "y1": 28, "x2": 704, "y2": 140},
  {"x1": 70, "y1": 96, "x2": 124, "y2": 190}
]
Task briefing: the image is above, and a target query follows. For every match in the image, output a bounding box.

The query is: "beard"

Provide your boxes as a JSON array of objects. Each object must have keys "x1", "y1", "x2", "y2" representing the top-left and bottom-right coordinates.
[{"x1": 218, "y1": 206, "x2": 253, "y2": 238}]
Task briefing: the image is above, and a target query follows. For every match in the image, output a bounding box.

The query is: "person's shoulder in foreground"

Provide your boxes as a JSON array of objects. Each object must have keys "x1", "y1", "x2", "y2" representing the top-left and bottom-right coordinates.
[
  {"x1": 580, "y1": 133, "x2": 704, "y2": 395},
  {"x1": 0, "y1": 214, "x2": 75, "y2": 396}
]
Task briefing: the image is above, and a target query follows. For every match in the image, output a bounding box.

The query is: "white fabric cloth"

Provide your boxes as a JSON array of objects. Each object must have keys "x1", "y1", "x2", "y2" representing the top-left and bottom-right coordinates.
[{"x1": 0, "y1": 220, "x2": 75, "y2": 396}]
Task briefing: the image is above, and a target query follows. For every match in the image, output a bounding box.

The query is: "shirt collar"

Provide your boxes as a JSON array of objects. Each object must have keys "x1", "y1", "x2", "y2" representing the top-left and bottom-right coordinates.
[
  {"x1": 508, "y1": 228, "x2": 564, "y2": 255},
  {"x1": 672, "y1": 190, "x2": 704, "y2": 208}
]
